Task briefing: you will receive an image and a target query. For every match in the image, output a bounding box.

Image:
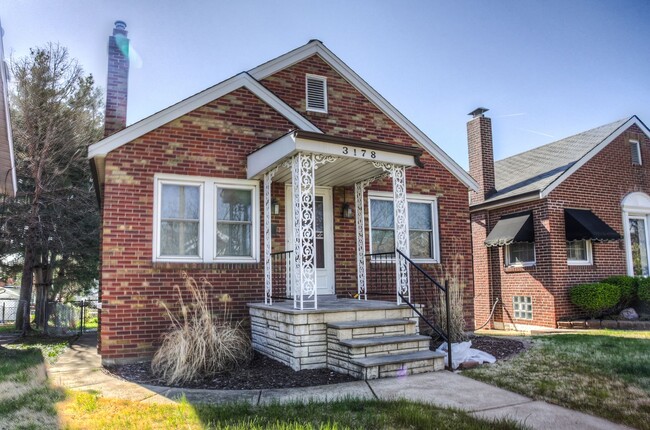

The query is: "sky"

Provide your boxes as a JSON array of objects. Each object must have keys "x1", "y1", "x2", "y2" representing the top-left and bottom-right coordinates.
[{"x1": 2, "y1": 0, "x2": 649, "y2": 169}]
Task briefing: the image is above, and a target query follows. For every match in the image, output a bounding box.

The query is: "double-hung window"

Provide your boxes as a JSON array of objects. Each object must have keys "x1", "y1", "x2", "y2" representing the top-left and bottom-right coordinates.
[
  {"x1": 505, "y1": 242, "x2": 535, "y2": 267},
  {"x1": 566, "y1": 239, "x2": 592, "y2": 265},
  {"x1": 368, "y1": 192, "x2": 439, "y2": 262},
  {"x1": 154, "y1": 175, "x2": 259, "y2": 263}
]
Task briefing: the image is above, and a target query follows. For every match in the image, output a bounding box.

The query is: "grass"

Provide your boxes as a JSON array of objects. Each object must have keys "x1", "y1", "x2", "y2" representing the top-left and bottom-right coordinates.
[
  {"x1": 465, "y1": 330, "x2": 650, "y2": 429},
  {"x1": 58, "y1": 392, "x2": 526, "y2": 430},
  {"x1": 0, "y1": 338, "x2": 67, "y2": 429},
  {"x1": 0, "y1": 323, "x2": 18, "y2": 333}
]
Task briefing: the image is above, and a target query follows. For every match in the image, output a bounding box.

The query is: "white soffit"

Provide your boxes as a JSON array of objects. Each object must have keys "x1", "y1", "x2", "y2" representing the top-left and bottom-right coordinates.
[
  {"x1": 249, "y1": 41, "x2": 479, "y2": 191},
  {"x1": 541, "y1": 116, "x2": 650, "y2": 198},
  {"x1": 87, "y1": 73, "x2": 321, "y2": 159},
  {"x1": 247, "y1": 132, "x2": 418, "y2": 184}
]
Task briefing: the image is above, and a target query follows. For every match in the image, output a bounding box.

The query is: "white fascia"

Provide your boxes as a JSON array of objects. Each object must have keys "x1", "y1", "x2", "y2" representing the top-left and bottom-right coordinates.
[
  {"x1": 249, "y1": 41, "x2": 479, "y2": 192},
  {"x1": 541, "y1": 116, "x2": 650, "y2": 198},
  {"x1": 87, "y1": 73, "x2": 320, "y2": 159}
]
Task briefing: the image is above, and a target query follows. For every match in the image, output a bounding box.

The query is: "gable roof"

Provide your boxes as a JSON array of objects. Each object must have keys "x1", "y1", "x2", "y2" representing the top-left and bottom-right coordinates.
[
  {"x1": 474, "y1": 116, "x2": 650, "y2": 208},
  {"x1": 88, "y1": 40, "x2": 478, "y2": 193},
  {"x1": 250, "y1": 41, "x2": 477, "y2": 191}
]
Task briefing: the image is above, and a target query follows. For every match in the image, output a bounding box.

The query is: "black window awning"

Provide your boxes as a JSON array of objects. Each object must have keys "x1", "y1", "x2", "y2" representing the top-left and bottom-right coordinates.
[
  {"x1": 565, "y1": 209, "x2": 621, "y2": 242},
  {"x1": 485, "y1": 211, "x2": 534, "y2": 247}
]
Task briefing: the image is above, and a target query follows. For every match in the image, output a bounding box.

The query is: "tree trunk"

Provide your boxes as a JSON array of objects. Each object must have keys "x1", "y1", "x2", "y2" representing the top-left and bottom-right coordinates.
[{"x1": 16, "y1": 246, "x2": 34, "y2": 332}]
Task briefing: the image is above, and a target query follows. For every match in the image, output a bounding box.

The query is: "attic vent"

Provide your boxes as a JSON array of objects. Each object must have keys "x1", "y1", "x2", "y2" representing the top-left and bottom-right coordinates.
[
  {"x1": 306, "y1": 74, "x2": 327, "y2": 113},
  {"x1": 631, "y1": 140, "x2": 642, "y2": 165}
]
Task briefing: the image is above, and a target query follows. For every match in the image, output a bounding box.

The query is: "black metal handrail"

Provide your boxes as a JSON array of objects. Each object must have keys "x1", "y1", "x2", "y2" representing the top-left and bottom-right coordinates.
[
  {"x1": 271, "y1": 250, "x2": 293, "y2": 299},
  {"x1": 366, "y1": 249, "x2": 453, "y2": 370}
]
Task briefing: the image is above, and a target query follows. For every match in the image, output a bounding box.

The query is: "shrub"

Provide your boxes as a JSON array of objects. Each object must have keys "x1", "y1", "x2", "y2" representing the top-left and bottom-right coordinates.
[
  {"x1": 601, "y1": 275, "x2": 638, "y2": 309},
  {"x1": 639, "y1": 277, "x2": 650, "y2": 303},
  {"x1": 570, "y1": 283, "x2": 621, "y2": 318},
  {"x1": 151, "y1": 273, "x2": 252, "y2": 385}
]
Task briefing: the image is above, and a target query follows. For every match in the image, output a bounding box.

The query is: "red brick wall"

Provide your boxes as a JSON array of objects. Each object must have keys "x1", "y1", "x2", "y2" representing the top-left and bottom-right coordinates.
[
  {"x1": 100, "y1": 57, "x2": 474, "y2": 363},
  {"x1": 473, "y1": 123, "x2": 650, "y2": 328},
  {"x1": 548, "y1": 124, "x2": 650, "y2": 320}
]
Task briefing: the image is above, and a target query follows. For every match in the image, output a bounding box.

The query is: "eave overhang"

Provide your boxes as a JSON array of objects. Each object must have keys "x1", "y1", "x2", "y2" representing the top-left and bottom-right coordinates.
[{"x1": 247, "y1": 130, "x2": 423, "y2": 186}]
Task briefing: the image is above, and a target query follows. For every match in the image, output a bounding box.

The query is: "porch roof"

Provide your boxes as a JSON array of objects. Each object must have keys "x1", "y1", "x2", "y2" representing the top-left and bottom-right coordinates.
[{"x1": 247, "y1": 130, "x2": 423, "y2": 186}]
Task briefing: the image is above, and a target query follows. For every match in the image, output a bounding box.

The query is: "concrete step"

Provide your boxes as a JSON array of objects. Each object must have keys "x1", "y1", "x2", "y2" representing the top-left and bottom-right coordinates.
[
  {"x1": 352, "y1": 350, "x2": 445, "y2": 380},
  {"x1": 330, "y1": 334, "x2": 431, "y2": 360},
  {"x1": 327, "y1": 318, "x2": 418, "y2": 340}
]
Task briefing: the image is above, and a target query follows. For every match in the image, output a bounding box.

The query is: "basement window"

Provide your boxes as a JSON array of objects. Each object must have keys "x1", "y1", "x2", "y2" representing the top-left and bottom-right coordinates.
[
  {"x1": 631, "y1": 140, "x2": 642, "y2": 165},
  {"x1": 306, "y1": 74, "x2": 327, "y2": 113},
  {"x1": 513, "y1": 296, "x2": 533, "y2": 320}
]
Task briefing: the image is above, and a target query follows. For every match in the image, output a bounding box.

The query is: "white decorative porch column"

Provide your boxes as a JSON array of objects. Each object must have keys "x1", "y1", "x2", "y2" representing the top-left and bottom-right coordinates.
[
  {"x1": 263, "y1": 167, "x2": 278, "y2": 305},
  {"x1": 291, "y1": 152, "x2": 317, "y2": 310},
  {"x1": 373, "y1": 162, "x2": 410, "y2": 304},
  {"x1": 391, "y1": 165, "x2": 410, "y2": 303},
  {"x1": 355, "y1": 180, "x2": 367, "y2": 300}
]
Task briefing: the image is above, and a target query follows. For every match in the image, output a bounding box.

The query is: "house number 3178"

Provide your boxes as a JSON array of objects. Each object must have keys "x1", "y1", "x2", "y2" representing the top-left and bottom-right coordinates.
[{"x1": 342, "y1": 146, "x2": 376, "y2": 158}]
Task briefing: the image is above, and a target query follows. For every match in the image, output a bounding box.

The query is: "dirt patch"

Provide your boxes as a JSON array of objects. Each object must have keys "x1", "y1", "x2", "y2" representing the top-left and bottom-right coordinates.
[{"x1": 104, "y1": 351, "x2": 357, "y2": 390}]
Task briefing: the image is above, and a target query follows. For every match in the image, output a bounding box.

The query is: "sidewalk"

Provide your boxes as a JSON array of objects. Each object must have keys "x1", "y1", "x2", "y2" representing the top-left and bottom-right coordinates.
[{"x1": 48, "y1": 333, "x2": 631, "y2": 430}]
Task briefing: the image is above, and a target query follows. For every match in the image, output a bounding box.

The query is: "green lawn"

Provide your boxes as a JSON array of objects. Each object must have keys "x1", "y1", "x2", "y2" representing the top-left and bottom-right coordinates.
[
  {"x1": 465, "y1": 330, "x2": 650, "y2": 430},
  {"x1": 0, "y1": 336, "x2": 526, "y2": 430},
  {"x1": 59, "y1": 393, "x2": 525, "y2": 430}
]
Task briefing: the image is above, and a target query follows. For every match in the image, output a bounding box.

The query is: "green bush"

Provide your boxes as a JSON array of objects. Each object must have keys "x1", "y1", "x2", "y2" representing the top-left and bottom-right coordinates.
[
  {"x1": 570, "y1": 283, "x2": 621, "y2": 318},
  {"x1": 639, "y1": 278, "x2": 650, "y2": 303},
  {"x1": 601, "y1": 275, "x2": 638, "y2": 308}
]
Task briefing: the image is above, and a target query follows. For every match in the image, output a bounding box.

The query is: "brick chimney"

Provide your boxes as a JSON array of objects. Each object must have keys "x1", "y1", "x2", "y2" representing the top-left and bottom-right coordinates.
[
  {"x1": 467, "y1": 107, "x2": 495, "y2": 204},
  {"x1": 104, "y1": 21, "x2": 129, "y2": 138}
]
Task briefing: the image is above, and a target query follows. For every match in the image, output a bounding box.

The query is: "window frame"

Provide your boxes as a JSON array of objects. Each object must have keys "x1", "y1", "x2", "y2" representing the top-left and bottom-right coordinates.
[
  {"x1": 631, "y1": 139, "x2": 642, "y2": 165},
  {"x1": 153, "y1": 174, "x2": 260, "y2": 263},
  {"x1": 504, "y1": 242, "x2": 536, "y2": 267},
  {"x1": 566, "y1": 239, "x2": 593, "y2": 266},
  {"x1": 367, "y1": 191, "x2": 440, "y2": 263},
  {"x1": 305, "y1": 74, "x2": 328, "y2": 113}
]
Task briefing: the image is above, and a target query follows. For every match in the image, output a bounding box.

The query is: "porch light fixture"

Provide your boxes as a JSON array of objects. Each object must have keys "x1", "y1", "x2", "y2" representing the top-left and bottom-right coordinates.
[
  {"x1": 271, "y1": 198, "x2": 280, "y2": 215},
  {"x1": 342, "y1": 188, "x2": 354, "y2": 219}
]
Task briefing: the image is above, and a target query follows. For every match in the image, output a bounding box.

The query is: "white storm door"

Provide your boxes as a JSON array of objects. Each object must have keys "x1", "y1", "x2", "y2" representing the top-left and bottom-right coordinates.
[
  {"x1": 628, "y1": 216, "x2": 650, "y2": 276},
  {"x1": 285, "y1": 186, "x2": 335, "y2": 295}
]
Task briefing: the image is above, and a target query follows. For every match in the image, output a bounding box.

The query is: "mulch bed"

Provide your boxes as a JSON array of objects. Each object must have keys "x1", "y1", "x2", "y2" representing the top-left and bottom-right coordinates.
[
  {"x1": 104, "y1": 351, "x2": 357, "y2": 390},
  {"x1": 104, "y1": 336, "x2": 525, "y2": 390},
  {"x1": 469, "y1": 335, "x2": 526, "y2": 360}
]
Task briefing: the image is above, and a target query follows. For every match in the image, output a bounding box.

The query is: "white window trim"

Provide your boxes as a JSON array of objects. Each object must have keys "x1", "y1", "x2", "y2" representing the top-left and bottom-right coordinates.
[
  {"x1": 566, "y1": 239, "x2": 593, "y2": 266},
  {"x1": 504, "y1": 242, "x2": 536, "y2": 267},
  {"x1": 153, "y1": 174, "x2": 260, "y2": 263},
  {"x1": 631, "y1": 139, "x2": 642, "y2": 165},
  {"x1": 305, "y1": 74, "x2": 328, "y2": 113},
  {"x1": 367, "y1": 191, "x2": 440, "y2": 263}
]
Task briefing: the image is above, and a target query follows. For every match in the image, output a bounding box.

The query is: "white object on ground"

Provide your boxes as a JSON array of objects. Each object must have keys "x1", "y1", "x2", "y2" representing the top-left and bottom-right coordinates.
[{"x1": 436, "y1": 341, "x2": 496, "y2": 370}]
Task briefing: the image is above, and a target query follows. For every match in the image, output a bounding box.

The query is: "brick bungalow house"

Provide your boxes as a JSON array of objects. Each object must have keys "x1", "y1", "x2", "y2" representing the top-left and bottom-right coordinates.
[
  {"x1": 88, "y1": 22, "x2": 478, "y2": 377},
  {"x1": 469, "y1": 108, "x2": 650, "y2": 329}
]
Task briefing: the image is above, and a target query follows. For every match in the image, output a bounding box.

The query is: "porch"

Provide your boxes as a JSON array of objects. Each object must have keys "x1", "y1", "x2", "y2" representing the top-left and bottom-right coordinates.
[
  {"x1": 247, "y1": 130, "x2": 451, "y2": 379},
  {"x1": 249, "y1": 296, "x2": 445, "y2": 380}
]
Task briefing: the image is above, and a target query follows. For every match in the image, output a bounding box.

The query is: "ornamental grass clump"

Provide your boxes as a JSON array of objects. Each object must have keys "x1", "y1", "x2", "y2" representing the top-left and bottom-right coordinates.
[
  {"x1": 570, "y1": 282, "x2": 621, "y2": 318},
  {"x1": 151, "y1": 273, "x2": 252, "y2": 385}
]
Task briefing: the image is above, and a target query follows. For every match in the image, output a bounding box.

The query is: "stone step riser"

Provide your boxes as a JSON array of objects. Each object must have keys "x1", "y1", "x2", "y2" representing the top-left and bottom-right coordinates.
[
  {"x1": 327, "y1": 323, "x2": 418, "y2": 341},
  {"x1": 327, "y1": 356, "x2": 444, "y2": 380},
  {"x1": 328, "y1": 340, "x2": 430, "y2": 359}
]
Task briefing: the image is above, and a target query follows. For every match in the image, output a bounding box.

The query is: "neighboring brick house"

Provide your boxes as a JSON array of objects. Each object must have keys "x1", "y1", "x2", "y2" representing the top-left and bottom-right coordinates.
[
  {"x1": 89, "y1": 23, "x2": 478, "y2": 365},
  {"x1": 0, "y1": 20, "x2": 16, "y2": 197},
  {"x1": 469, "y1": 108, "x2": 650, "y2": 329}
]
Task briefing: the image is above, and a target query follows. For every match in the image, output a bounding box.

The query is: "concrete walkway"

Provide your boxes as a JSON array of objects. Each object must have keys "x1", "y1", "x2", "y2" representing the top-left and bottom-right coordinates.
[{"x1": 48, "y1": 333, "x2": 631, "y2": 430}]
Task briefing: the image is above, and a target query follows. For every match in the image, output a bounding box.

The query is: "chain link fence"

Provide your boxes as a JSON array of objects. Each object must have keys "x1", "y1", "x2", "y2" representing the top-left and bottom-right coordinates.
[{"x1": 0, "y1": 298, "x2": 99, "y2": 335}]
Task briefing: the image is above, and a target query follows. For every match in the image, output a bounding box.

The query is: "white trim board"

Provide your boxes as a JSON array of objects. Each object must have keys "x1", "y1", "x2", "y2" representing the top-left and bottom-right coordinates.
[
  {"x1": 87, "y1": 73, "x2": 320, "y2": 159},
  {"x1": 250, "y1": 41, "x2": 479, "y2": 192},
  {"x1": 541, "y1": 116, "x2": 650, "y2": 198}
]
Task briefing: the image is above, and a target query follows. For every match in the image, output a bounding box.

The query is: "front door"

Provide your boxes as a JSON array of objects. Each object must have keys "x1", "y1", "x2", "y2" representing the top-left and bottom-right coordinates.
[{"x1": 285, "y1": 186, "x2": 335, "y2": 296}]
